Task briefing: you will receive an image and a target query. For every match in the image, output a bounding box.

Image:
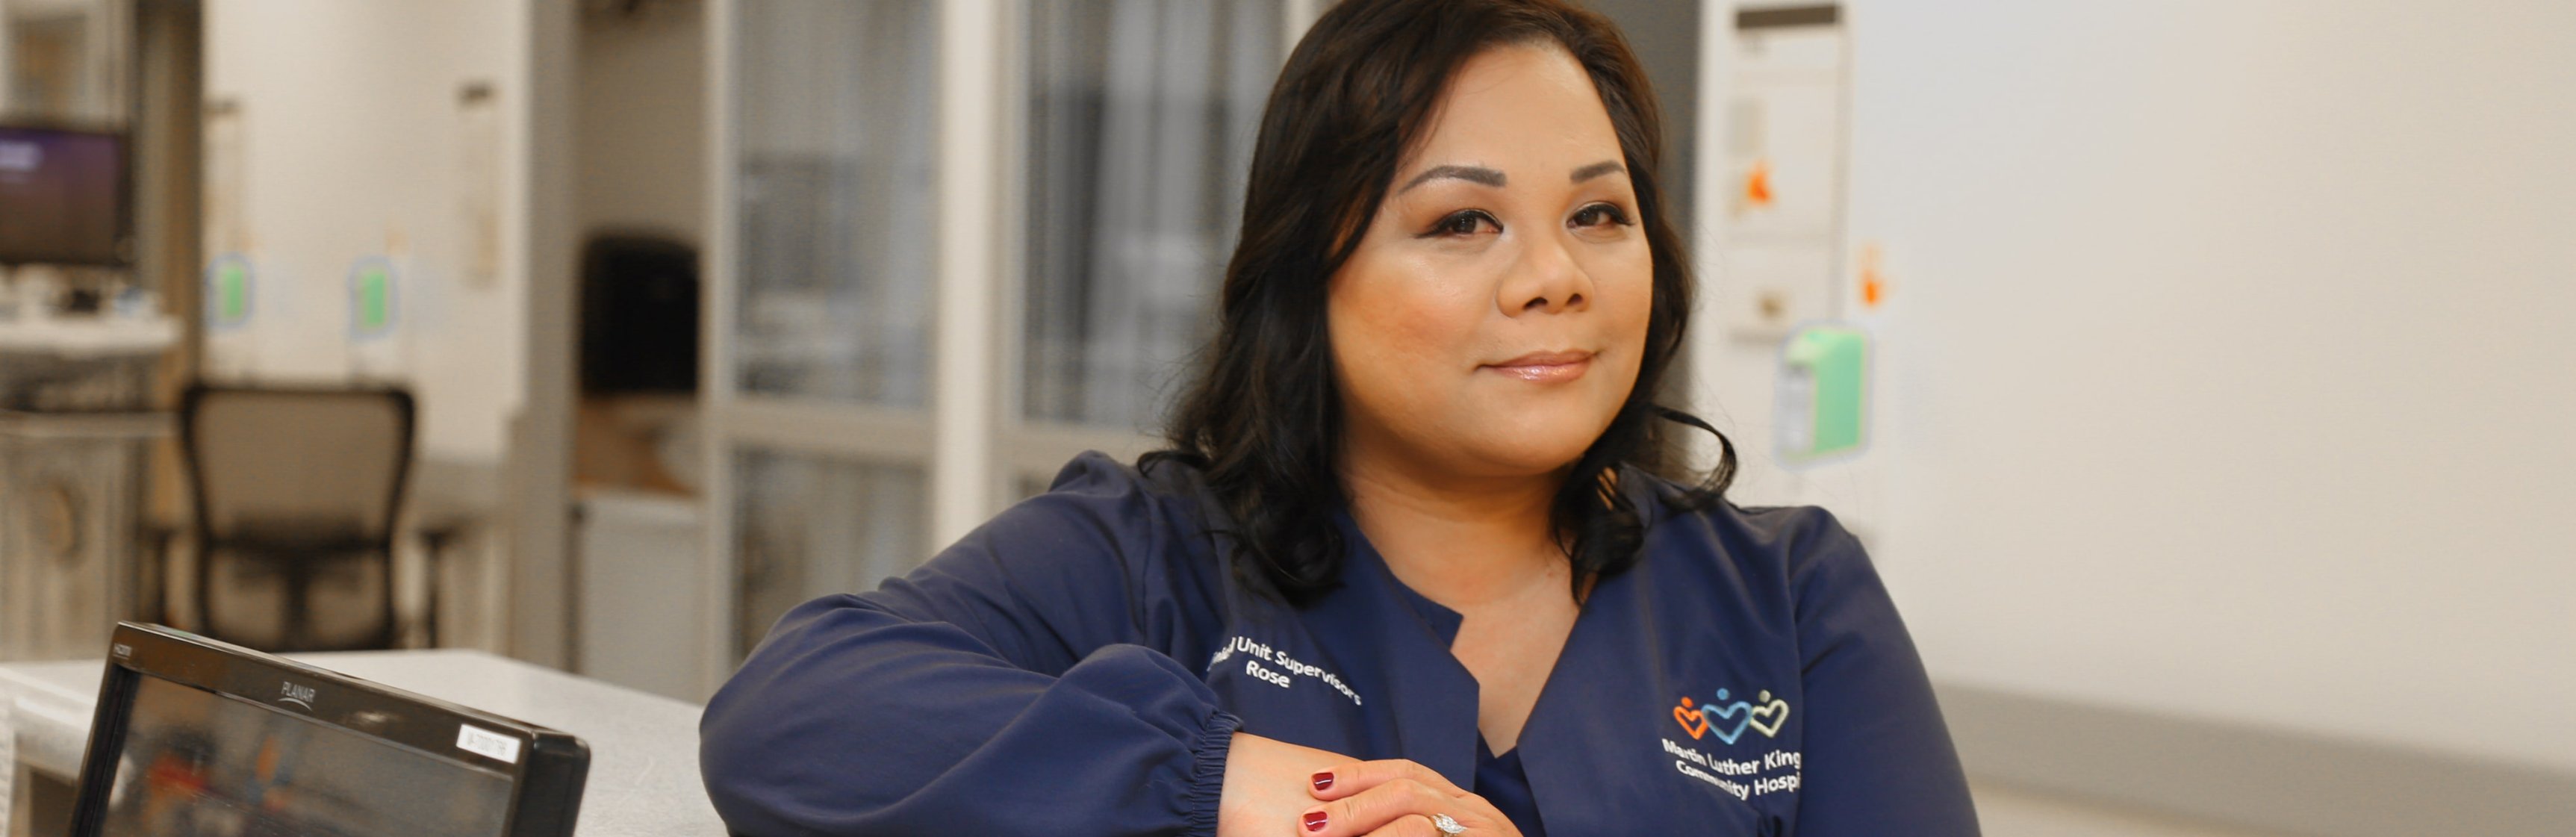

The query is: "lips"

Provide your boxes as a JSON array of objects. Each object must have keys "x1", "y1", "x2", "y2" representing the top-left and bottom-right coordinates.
[{"x1": 1482, "y1": 349, "x2": 1595, "y2": 382}]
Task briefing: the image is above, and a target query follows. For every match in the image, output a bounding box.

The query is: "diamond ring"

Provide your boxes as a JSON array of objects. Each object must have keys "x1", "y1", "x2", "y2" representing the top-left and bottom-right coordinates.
[{"x1": 1430, "y1": 813, "x2": 1466, "y2": 836}]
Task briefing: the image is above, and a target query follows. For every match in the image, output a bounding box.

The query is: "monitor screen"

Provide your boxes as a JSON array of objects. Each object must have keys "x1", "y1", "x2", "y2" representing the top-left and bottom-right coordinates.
[
  {"x1": 0, "y1": 125, "x2": 126, "y2": 265},
  {"x1": 97, "y1": 673, "x2": 516, "y2": 837}
]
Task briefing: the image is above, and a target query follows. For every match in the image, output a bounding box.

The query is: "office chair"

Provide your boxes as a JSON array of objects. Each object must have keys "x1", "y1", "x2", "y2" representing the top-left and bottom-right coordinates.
[{"x1": 179, "y1": 385, "x2": 416, "y2": 652}]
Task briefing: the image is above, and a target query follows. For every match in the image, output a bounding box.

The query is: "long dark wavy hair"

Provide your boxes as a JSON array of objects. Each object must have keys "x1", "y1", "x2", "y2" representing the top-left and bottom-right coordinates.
[{"x1": 1146, "y1": 0, "x2": 1736, "y2": 606}]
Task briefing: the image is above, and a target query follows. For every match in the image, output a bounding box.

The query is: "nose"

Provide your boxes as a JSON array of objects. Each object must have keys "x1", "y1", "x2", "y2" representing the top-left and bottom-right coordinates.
[{"x1": 1499, "y1": 228, "x2": 1596, "y2": 316}]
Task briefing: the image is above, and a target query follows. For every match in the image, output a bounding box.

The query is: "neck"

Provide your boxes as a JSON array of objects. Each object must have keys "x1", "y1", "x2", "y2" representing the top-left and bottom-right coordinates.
[{"x1": 1341, "y1": 443, "x2": 1571, "y2": 610}]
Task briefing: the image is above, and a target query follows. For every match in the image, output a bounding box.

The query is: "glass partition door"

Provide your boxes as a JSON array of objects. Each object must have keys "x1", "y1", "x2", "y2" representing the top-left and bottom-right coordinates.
[
  {"x1": 1014, "y1": 1, "x2": 1281, "y2": 436},
  {"x1": 703, "y1": 0, "x2": 1310, "y2": 693},
  {"x1": 705, "y1": 0, "x2": 939, "y2": 682}
]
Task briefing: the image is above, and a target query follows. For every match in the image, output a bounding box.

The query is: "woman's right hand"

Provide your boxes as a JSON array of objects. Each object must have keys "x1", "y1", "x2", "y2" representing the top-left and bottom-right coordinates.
[
  {"x1": 1295, "y1": 757, "x2": 1522, "y2": 837},
  {"x1": 1218, "y1": 732, "x2": 1356, "y2": 836}
]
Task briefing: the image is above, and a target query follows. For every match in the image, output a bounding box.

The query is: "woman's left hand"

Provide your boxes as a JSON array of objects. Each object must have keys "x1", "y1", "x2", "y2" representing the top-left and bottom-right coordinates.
[{"x1": 1297, "y1": 759, "x2": 1522, "y2": 836}]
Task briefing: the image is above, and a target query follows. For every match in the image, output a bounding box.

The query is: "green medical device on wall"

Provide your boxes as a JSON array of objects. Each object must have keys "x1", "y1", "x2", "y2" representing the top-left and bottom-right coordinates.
[
  {"x1": 1775, "y1": 323, "x2": 1870, "y2": 464},
  {"x1": 206, "y1": 255, "x2": 252, "y2": 329},
  {"x1": 348, "y1": 257, "x2": 396, "y2": 339}
]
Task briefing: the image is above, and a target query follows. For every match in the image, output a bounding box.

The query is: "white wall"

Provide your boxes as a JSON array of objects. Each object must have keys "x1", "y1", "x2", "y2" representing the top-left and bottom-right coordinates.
[
  {"x1": 1698, "y1": 0, "x2": 2575, "y2": 772},
  {"x1": 202, "y1": 0, "x2": 532, "y2": 461}
]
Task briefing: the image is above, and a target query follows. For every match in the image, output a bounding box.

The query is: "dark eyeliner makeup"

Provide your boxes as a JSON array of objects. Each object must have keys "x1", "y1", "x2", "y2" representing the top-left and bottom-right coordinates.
[
  {"x1": 1571, "y1": 202, "x2": 1634, "y2": 228},
  {"x1": 1418, "y1": 209, "x2": 1500, "y2": 239}
]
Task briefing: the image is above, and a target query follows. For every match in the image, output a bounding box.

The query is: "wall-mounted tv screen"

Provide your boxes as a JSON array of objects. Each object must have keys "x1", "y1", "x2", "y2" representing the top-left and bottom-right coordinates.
[{"x1": 0, "y1": 125, "x2": 128, "y2": 266}]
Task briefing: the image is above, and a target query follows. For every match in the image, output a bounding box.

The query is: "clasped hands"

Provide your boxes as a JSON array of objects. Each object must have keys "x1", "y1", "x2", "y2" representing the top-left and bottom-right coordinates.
[{"x1": 1219, "y1": 732, "x2": 1522, "y2": 837}]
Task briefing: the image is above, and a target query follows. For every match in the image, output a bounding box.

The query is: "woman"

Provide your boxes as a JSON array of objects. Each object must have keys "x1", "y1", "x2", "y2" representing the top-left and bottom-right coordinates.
[{"x1": 700, "y1": 1, "x2": 1979, "y2": 835}]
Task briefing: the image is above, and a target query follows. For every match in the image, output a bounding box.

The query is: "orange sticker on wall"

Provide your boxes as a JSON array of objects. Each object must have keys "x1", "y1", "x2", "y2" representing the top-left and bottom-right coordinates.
[
  {"x1": 1743, "y1": 158, "x2": 1774, "y2": 208},
  {"x1": 1858, "y1": 243, "x2": 1886, "y2": 309}
]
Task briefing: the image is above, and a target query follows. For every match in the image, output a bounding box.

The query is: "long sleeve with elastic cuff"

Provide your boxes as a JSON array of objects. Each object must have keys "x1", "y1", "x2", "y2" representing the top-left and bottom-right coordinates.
[{"x1": 701, "y1": 456, "x2": 1240, "y2": 836}]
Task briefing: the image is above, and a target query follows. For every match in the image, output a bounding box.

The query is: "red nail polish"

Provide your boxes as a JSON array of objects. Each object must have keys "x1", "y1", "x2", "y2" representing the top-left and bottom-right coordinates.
[
  {"x1": 1311, "y1": 771, "x2": 1334, "y2": 791},
  {"x1": 1304, "y1": 810, "x2": 1329, "y2": 832}
]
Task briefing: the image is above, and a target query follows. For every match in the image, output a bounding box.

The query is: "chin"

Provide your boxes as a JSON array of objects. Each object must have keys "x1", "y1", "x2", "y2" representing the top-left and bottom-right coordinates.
[{"x1": 1455, "y1": 408, "x2": 1620, "y2": 476}]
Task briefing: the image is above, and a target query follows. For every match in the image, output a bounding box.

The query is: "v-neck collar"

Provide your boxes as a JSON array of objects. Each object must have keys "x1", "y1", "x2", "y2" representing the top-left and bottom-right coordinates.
[
  {"x1": 1510, "y1": 475, "x2": 1711, "y2": 835},
  {"x1": 1334, "y1": 461, "x2": 1669, "y2": 659},
  {"x1": 1357, "y1": 523, "x2": 1467, "y2": 646},
  {"x1": 1310, "y1": 511, "x2": 1481, "y2": 785},
  {"x1": 1326, "y1": 469, "x2": 1680, "y2": 833}
]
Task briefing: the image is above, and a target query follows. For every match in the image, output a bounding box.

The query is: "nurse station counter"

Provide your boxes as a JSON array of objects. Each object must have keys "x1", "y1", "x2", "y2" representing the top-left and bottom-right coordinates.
[{"x1": 1, "y1": 649, "x2": 724, "y2": 836}]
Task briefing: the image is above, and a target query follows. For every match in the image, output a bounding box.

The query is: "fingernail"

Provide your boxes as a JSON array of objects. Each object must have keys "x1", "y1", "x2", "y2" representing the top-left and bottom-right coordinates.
[
  {"x1": 1303, "y1": 810, "x2": 1329, "y2": 832},
  {"x1": 1311, "y1": 771, "x2": 1335, "y2": 792}
]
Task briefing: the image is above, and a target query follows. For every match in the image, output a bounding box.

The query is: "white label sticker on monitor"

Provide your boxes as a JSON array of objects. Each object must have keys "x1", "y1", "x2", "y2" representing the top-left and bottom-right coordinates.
[{"x1": 456, "y1": 724, "x2": 522, "y2": 764}]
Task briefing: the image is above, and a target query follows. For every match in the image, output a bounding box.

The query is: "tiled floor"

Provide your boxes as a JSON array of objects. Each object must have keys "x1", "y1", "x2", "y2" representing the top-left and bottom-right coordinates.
[{"x1": 1973, "y1": 783, "x2": 2297, "y2": 837}]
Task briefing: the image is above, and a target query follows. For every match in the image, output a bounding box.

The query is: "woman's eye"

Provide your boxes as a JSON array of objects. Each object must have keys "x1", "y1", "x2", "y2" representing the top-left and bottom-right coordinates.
[
  {"x1": 1422, "y1": 210, "x2": 1499, "y2": 238},
  {"x1": 1571, "y1": 202, "x2": 1634, "y2": 228}
]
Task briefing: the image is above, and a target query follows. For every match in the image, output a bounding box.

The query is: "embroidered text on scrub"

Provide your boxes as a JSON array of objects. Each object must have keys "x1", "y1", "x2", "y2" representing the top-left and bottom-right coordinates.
[{"x1": 1210, "y1": 635, "x2": 1363, "y2": 706}]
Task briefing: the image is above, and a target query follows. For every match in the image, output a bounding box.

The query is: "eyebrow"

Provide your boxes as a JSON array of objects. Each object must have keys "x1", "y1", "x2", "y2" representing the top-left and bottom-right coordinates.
[
  {"x1": 1570, "y1": 160, "x2": 1625, "y2": 183},
  {"x1": 1396, "y1": 160, "x2": 1628, "y2": 193},
  {"x1": 1398, "y1": 164, "x2": 1506, "y2": 193}
]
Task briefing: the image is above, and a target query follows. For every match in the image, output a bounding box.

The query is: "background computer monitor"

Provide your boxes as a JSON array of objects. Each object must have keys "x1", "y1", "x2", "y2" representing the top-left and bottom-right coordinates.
[
  {"x1": 67, "y1": 623, "x2": 589, "y2": 837},
  {"x1": 0, "y1": 125, "x2": 128, "y2": 266}
]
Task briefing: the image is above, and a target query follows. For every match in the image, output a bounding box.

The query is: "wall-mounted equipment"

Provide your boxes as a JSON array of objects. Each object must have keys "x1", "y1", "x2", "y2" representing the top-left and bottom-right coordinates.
[
  {"x1": 1717, "y1": 5, "x2": 1847, "y2": 340},
  {"x1": 1774, "y1": 323, "x2": 1869, "y2": 465}
]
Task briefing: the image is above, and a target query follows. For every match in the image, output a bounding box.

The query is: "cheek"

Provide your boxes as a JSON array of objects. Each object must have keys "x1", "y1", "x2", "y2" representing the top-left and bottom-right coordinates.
[
  {"x1": 1328, "y1": 258, "x2": 1524, "y2": 469},
  {"x1": 1584, "y1": 247, "x2": 1657, "y2": 375},
  {"x1": 1614, "y1": 265, "x2": 1655, "y2": 360},
  {"x1": 1331, "y1": 258, "x2": 1486, "y2": 390}
]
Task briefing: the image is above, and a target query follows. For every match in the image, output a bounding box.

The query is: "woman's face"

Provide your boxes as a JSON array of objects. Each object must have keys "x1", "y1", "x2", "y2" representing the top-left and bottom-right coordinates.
[{"x1": 1329, "y1": 43, "x2": 1652, "y2": 483}]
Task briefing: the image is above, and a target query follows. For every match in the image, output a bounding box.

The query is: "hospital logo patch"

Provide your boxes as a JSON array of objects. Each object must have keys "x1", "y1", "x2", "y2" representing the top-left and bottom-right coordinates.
[
  {"x1": 1661, "y1": 688, "x2": 1802, "y2": 800},
  {"x1": 1671, "y1": 688, "x2": 1788, "y2": 744}
]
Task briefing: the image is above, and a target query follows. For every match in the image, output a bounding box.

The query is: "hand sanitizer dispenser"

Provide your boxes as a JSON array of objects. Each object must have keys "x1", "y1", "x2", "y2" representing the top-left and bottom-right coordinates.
[{"x1": 1775, "y1": 323, "x2": 1869, "y2": 465}]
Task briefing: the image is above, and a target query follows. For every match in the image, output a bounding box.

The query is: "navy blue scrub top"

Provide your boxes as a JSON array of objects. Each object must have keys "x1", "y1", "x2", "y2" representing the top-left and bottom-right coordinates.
[{"x1": 701, "y1": 452, "x2": 1980, "y2": 836}]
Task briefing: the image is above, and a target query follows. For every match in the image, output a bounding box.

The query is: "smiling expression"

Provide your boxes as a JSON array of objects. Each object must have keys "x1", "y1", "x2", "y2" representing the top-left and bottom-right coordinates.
[{"x1": 1328, "y1": 42, "x2": 1654, "y2": 481}]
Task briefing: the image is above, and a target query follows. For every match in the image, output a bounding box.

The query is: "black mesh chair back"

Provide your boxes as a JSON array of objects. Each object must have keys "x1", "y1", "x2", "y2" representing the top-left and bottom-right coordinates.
[{"x1": 180, "y1": 385, "x2": 414, "y2": 652}]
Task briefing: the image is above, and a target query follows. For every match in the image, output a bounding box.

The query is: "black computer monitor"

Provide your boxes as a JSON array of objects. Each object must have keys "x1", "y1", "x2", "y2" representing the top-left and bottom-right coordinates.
[
  {"x1": 66, "y1": 623, "x2": 589, "y2": 837},
  {"x1": 0, "y1": 124, "x2": 128, "y2": 266}
]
